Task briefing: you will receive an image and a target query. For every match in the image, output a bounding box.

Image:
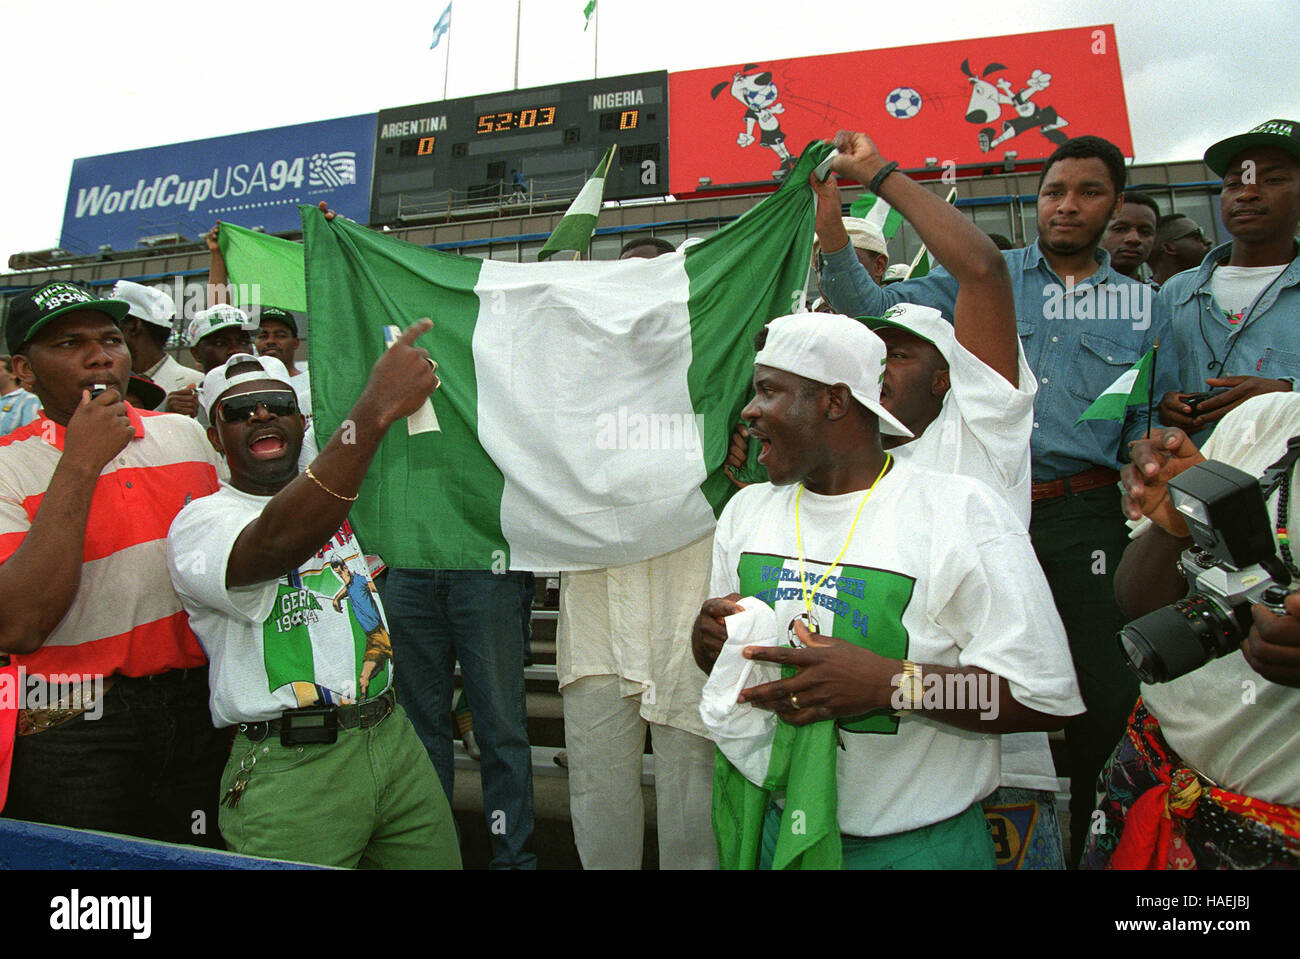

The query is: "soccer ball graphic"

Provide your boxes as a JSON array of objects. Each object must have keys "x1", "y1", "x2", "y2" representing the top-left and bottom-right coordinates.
[{"x1": 885, "y1": 87, "x2": 923, "y2": 119}]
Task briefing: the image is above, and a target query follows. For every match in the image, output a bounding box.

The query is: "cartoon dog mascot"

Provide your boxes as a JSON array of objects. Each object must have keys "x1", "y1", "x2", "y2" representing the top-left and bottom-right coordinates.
[
  {"x1": 712, "y1": 65, "x2": 797, "y2": 181},
  {"x1": 961, "y1": 59, "x2": 1069, "y2": 154}
]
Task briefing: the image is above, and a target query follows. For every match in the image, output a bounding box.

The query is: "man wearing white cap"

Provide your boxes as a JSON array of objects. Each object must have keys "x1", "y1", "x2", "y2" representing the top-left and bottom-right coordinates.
[
  {"x1": 112, "y1": 280, "x2": 202, "y2": 414},
  {"x1": 693, "y1": 312, "x2": 1083, "y2": 868},
  {"x1": 165, "y1": 323, "x2": 460, "y2": 868},
  {"x1": 183, "y1": 304, "x2": 261, "y2": 426},
  {"x1": 815, "y1": 215, "x2": 889, "y2": 285}
]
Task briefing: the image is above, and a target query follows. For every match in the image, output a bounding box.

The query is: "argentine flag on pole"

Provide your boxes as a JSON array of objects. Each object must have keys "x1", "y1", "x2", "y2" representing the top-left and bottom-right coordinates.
[
  {"x1": 1076, "y1": 347, "x2": 1156, "y2": 423},
  {"x1": 537, "y1": 144, "x2": 616, "y2": 261},
  {"x1": 430, "y1": 3, "x2": 452, "y2": 49},
  {"x1": 302, "y1": 142, "x2": 833, "y2": 570}
]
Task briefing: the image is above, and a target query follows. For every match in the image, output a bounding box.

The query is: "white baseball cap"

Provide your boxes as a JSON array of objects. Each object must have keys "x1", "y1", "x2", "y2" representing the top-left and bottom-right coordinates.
[
  {"x1": 200, "y1": 353, "x2": 298, "y2": 419},
  {"x1": 754, "y1": 313, "x2": 913, "y2": 438},
  {"x1": 186, "y1": 304, "x2": 257, "y2": 347},
  {"x1": 111, "y1": 280, "x2": 175, "y2": 329},
  {"x1": 864, "y1": 303, "x2": 956, "y2": 365},
  {"x1": 841, "y1": 217, "x2": 888, "y2": 256}
]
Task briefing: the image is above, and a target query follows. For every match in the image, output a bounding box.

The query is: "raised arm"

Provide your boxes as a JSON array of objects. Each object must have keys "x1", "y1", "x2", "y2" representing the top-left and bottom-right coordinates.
[
  {"x1": 206, "y1": 223, "x2": 230, "y2": 306},
  {"x1": 831, "y1": 130, "x2": 1018, "y2": 384}
]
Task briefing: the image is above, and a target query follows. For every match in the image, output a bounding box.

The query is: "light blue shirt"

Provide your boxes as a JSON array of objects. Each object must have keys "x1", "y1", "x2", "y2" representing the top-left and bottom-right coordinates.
[
  {"x1": 820, "y1": 240, "x2": 1178, "y2": 482},
  {"x1": 0, "y1": 389, "x2": 40, "y2": 436},
  {"x1": 1159, "y1": 241, "x2": 1300, "y2": 441}
]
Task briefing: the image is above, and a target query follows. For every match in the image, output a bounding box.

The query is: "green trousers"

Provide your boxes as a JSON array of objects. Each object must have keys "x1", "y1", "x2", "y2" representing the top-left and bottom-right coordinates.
[
  {"x1": 1028, "y1": 485, "x2": 1139, "y2": 866},
  {"x1": 219, "y1": 703, "x2": 462, "y2": 869},
  {"x1": 759, "y1": 801, "x2": 995, "y2": 870}
]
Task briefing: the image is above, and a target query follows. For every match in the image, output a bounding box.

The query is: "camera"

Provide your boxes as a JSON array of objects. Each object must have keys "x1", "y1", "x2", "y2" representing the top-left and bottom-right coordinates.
[
  {"x1": 1182, "y1": 388, "x2": 1228, "y2": 414},
  {"x1": 1118, "y1": 457, "x2": 1294, "y2": 684}
]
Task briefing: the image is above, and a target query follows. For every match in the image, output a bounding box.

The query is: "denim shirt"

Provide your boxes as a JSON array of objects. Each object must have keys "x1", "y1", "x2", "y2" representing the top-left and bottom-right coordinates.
[
  {"x1": 1159, "y1": 241, "x2": 1300, "y2": 441},
  {"x1": 820, "y1": 240, "x2": 1178, "y2": 482}
]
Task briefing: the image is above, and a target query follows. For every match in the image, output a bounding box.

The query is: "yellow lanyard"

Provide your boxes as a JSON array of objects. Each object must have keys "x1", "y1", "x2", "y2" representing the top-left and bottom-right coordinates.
[{"x1": 794, "y1": 454, "x2": 892, "y2": 626}]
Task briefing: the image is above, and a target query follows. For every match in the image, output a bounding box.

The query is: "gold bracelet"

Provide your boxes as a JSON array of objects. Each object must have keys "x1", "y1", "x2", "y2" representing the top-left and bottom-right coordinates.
[{"x1": 304, "y1": 466, "x2": 358, "y2": 502}]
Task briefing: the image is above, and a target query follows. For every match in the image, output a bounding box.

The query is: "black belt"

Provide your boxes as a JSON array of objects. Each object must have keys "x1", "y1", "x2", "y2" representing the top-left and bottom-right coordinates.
[{"x1": 239, "y1": 687, "x2": 396, "y2": 742}]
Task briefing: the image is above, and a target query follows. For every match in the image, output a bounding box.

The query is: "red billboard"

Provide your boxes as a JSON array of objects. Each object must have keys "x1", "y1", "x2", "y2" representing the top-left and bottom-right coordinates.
[{"x1": 668, "y1": 25, "x2": 1132, "y2": 196}]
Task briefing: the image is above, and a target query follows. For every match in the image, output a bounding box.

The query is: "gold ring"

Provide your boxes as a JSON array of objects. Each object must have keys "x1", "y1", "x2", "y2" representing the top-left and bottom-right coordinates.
[
  {"x1": 790, "y1": 694, "x2": 800, "y2": 710},
  {"x1": 425, "y1": 357, "x2": 438, "y2": 372}
]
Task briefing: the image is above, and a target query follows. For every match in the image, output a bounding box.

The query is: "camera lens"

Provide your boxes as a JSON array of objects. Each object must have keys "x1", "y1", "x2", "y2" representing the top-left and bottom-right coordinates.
[{"x1": 1117, "y1": 594, "x2": 1243, "y2": 684}]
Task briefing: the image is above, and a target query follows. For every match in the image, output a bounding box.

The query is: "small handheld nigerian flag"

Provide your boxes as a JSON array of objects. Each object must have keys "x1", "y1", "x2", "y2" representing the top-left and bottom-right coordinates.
[
  {"x1": 847, "y1": 193, "x2": 904, "y2": 239},
  {"x1": 537, "y1": 144, "x2": 616, "y2": 261},
  {"x1": 584, "y1": 0, "x2": 597, "y2": 30},
  {"x1": 1076, "y1": 345, "x2": 1156, "y2": 424}
]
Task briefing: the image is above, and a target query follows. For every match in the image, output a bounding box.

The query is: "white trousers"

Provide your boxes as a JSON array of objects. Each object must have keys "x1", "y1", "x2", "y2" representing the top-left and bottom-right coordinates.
[{"x1": 563, "y1": 674, "x2": 718, "y2": 869}]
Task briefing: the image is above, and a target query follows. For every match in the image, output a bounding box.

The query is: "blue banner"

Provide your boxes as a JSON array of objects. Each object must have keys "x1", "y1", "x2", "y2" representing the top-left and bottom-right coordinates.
[{"x1": 60, "y1": 114, "x2": 377, "y2": 255}]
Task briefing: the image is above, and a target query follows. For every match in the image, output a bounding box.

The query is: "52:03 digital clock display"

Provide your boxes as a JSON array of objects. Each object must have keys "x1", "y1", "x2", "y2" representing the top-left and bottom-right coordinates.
[{"x1": 475, "y1": 105, "x2": 558, "y2": 134}]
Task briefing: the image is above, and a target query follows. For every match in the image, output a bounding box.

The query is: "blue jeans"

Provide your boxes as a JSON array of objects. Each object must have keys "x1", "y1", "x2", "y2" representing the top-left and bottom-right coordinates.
[{"x1": 385, "y1": 569, "x2": 536, "y2": 869}]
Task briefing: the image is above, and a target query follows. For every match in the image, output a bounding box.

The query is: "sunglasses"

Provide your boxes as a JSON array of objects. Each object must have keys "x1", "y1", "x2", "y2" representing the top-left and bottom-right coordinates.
[
  {"x1": 216, "y1": 389, "x2": 299, "y2": 423},
  {"x1": 1170, "y1": 226, "x2": 1208, "y2": 244}
]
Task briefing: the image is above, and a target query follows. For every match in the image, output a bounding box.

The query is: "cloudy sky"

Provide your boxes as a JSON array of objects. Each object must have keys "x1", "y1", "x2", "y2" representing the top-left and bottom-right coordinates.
[{"x1": 1, "y1": 0, "x2": 1296, "y2": 263}]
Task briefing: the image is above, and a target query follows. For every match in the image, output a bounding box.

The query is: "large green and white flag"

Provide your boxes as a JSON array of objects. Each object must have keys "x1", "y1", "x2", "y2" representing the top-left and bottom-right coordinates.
[
  {"x1": 847, "y1": 192, "x2": 903, "y2": 239},
  {"x1": 537, "y1": 145, "x2": 616, "y2": 261},
  {"x1": 1076, "y1": 347, "x2": 1155, "y2": 423},
  {"x1": 305, "y1": 142, "x2": 832, "y2": 570}
]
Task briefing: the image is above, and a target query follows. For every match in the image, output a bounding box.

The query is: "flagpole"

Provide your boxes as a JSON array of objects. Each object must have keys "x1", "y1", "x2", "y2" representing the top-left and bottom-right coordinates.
[
  {"x1": 442, "y1": 3, "x2": 453, "y2": 101},
  {"x1": 514, "y1": 0, "x2": 522, "y2": 90},
  {"x1": 593, "y1": 2, "x2": 599, "y2": 78},
  {"x1": 1146, "y1": 337, "x2": 1159, "y2": 438}
]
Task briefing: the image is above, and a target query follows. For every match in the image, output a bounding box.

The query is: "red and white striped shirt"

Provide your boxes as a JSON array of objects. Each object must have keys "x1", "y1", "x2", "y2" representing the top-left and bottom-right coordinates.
[{"x1": 0, "y1": 404, "x2": 221, "y2": 679}]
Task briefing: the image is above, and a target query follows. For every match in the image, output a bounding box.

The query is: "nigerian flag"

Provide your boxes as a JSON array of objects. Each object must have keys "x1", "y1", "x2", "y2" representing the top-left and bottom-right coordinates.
[
  {"x1": 305, "y1": 141, "x2": 833, "y2": 570},
  {"x1": 537, "y1": 145, "x2": 616, "y2": 261},
  {"x1": 1076, "y1": 347, "x2": 1156, "y2": 423},
  {"x1": 847, "y1": 193, "x2": 903, "y2": 239}
]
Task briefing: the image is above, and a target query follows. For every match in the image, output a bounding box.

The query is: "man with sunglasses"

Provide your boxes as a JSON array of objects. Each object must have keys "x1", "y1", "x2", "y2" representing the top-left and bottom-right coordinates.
[
  {"x1": 1150, "y1": 215, "x2": 1213, "y2": 288},
  {"x1": 165, "y1": 328, "x2": 460, "y2": 867},
  {"x1": 1158, "y1": 119, "x2": 1300, "y2": 440}
]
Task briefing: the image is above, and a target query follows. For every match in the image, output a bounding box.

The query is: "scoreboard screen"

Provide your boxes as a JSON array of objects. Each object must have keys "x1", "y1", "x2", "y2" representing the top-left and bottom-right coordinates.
[{"x1": 370, "y1": 71, "x2": 669, "y2": 224}]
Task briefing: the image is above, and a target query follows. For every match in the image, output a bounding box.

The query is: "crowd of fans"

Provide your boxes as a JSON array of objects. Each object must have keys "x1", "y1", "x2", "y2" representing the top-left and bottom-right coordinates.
[{"x1": 0, "y1": 115, "x2": 1297, "y2": 871}]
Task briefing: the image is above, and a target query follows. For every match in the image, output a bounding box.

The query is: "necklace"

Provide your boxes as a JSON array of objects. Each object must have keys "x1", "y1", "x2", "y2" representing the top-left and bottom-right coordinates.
[{"x1": 794, "y1": 454, "x2": 892, "y2": 629}]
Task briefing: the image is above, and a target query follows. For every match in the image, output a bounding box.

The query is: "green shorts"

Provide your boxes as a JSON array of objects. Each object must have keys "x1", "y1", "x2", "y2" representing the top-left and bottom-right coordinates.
[{"x1": 218, "y1": 703, "x2": 461, "y2": 869}]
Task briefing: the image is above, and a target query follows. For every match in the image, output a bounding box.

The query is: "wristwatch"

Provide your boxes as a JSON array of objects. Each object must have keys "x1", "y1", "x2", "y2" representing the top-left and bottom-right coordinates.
[{"x1": 895, "y1": 660, "x2": 923, "y2": 711}]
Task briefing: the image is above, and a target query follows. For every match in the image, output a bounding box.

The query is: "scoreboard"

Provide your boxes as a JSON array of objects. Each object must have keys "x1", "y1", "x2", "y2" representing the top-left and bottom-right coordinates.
[{"x1": 370, "y1": 71, "x2": 669, "y2": 224}]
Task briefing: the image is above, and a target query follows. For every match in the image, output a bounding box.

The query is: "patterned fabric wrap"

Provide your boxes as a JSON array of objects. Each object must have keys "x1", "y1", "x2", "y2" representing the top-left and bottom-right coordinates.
[{"x1": 1082, "y1": 699, "x2": 1300, "y2": 870}]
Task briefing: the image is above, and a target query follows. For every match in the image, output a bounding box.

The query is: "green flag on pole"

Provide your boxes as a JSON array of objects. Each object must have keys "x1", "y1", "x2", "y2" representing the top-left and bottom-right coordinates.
[
  {"x1": 303, "y1": 141, "x2": 833, "y2": 569},
  {"x1": 583, "y1": 0, "x2": 596, "y2": 30},
  {"x1": 217, "y1": 222, "x2": 306, "y2": 312},
  {"x1": 537, "y1": 145, "x2": 616, "y2": 261},
  {"x1": 847, "y1": 193, "x2": 904, "y2": 239},
  {"x1": 1076, "y1": 347, "x2": 1156, "y2": 423}
]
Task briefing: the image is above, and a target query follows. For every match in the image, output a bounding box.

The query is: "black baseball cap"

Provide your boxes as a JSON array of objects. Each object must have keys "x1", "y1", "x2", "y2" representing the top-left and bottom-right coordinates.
[
  {"x1": 257, "y1": 306, "x2": 297, "y2": 337},
  {"x1": 1204, "y1": 119, "x2": 1300, "y2": 176},
  {"x1": 4, "y1": 281, "x2": 130, "y2": 354},
  {"x1": 125, "y1": 375, "x2": 166, "y2": 410}
]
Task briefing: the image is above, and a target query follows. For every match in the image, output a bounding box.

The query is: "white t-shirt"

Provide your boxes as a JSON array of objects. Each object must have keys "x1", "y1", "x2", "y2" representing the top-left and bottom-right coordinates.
[
  {"x1": 892, "y1": 336, "x2": 1036, "y2": 529},
  {"x1": 166, "y1": 483, "x2": 393, "y2": 727},
  {"x1": 1132, "y1": 392, "x2": 1300, "y2": 805},
  {"x1": 1209, "y1": 264, "x2": 1289, "y2": 323},
  {"x1": 709, "y1": 458, "x2": 1084, "y2": 836},
  {"x1": 890, "y1": 336, "x2": 1051, "y2": 790}
]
